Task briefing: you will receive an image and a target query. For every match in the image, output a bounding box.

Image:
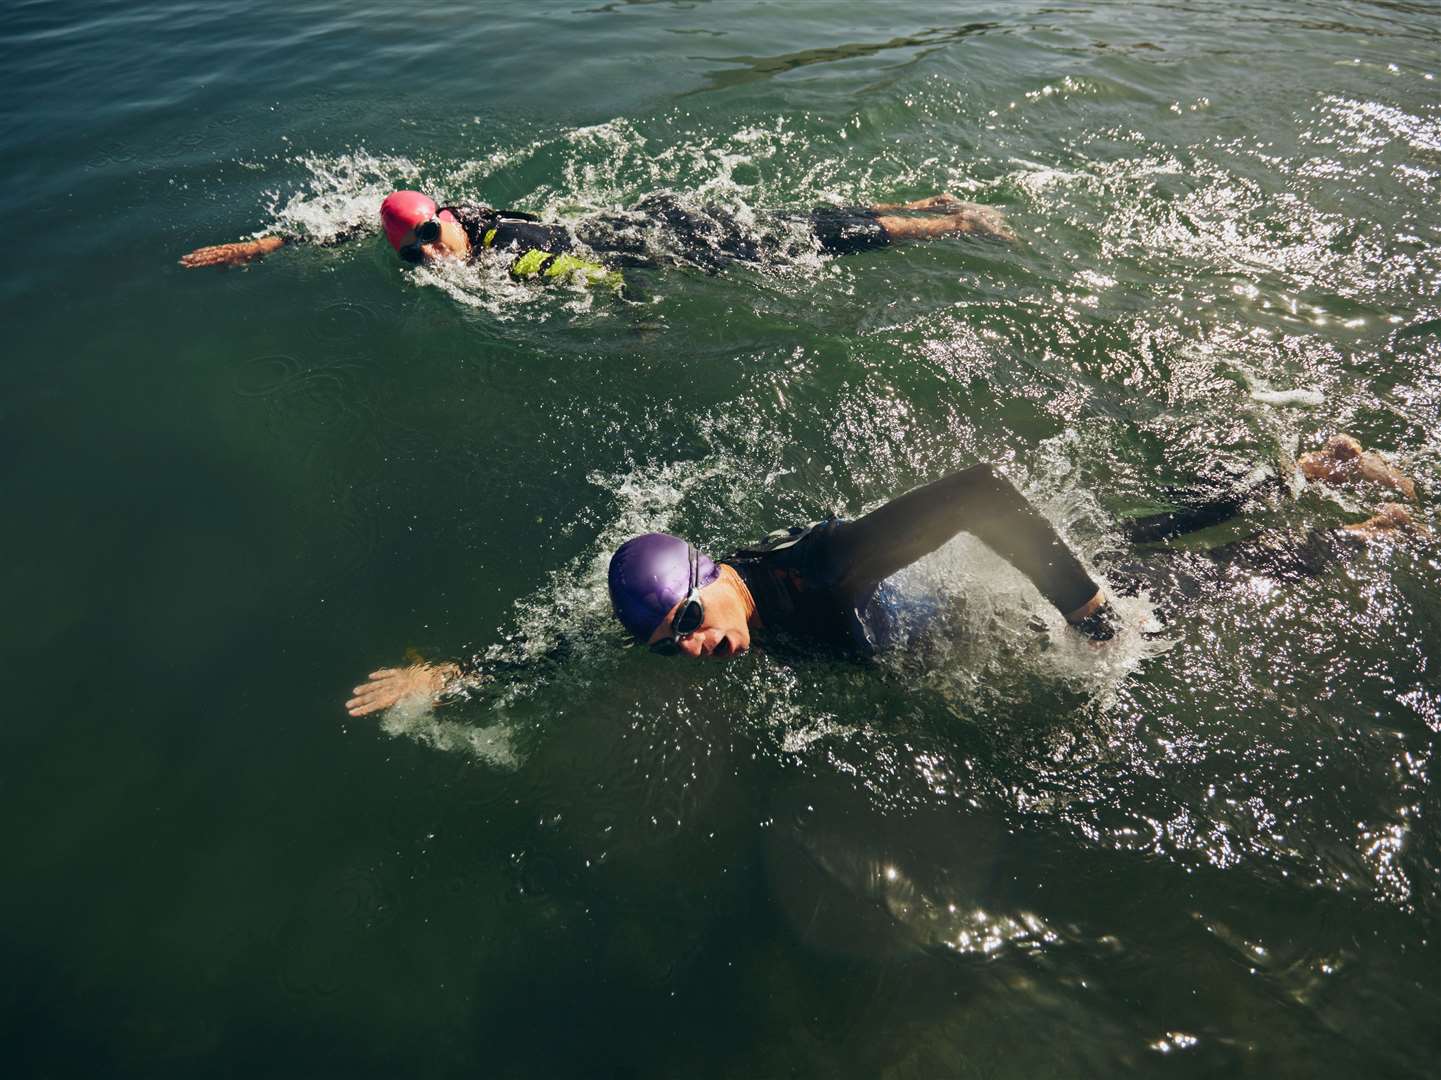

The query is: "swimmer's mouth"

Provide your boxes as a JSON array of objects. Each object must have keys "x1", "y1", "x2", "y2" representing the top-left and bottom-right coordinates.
[{"x1": 710, "y1": 634, "x2": 746, "y2": 659}]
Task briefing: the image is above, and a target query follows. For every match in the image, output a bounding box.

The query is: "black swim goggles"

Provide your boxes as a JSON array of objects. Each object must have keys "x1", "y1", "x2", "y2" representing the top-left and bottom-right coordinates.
[
  {"x1": 649, "y1": 544, "x2": 706, "y2": 656},
  {"x1": 397, "y1": 216, "x2": 444, "y2": 263}
]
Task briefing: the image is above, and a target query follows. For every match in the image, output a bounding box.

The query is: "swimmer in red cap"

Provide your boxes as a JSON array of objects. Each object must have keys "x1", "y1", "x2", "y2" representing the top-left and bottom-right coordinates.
[{"x1": 179, "y1": 187, "x2": 1015, "y2": 282}]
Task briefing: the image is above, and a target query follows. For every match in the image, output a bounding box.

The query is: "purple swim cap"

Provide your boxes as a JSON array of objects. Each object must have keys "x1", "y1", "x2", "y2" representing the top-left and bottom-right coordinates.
[{"x1": 609, "y1": 532, "x2": 719, "y2": 642}]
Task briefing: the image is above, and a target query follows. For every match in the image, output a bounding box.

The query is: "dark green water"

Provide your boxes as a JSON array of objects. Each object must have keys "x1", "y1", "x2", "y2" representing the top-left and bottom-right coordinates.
[{"x1": 4, "y1": 1, "x2": 1440, "y2": 1076}]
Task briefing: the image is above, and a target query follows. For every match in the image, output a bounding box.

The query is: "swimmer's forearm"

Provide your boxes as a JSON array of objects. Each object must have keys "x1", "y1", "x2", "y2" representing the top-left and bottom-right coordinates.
[
  {"x1": 1357, "y1": 453, "x2": 1417, "y2": 500},
  {"x1": 1064, "y1": 591, "x2": 1106, "y2": 624},
  {"x1": 437, "y1": 660, "x2": 494, "y2": 702},
  {"x1": 178, "y1": 234, "x2": 286, "y2": 268}
]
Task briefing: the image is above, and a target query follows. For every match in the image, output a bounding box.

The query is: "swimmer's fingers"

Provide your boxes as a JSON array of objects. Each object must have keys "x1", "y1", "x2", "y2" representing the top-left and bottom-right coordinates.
[
  {"x1": 345, "y1": 669, "x2": 410, "y2": 715},
  {"x1": 1382, "y1": 471, "x2": 1418, "y2": 501},
  {"x1": 346, "y1": 689, "x2": 408, "y2": 716},
  {"x1": 345, "y1": 664, "x2": 453, "y2": 716},
  {"x1": 345, "y1": 696, "x2": 389, "y2": 717},
  {"x1": 959, "y1": 206, "x2": 1016, "y2": 241}
]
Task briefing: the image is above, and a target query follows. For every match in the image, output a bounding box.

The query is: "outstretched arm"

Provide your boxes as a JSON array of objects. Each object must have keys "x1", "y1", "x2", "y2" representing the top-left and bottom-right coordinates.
[
  {"x1": 346, "y1": 662, "x2": 462, "y2": 717},
  {"x1": 828, "y1": 463, "x2": 1103, "y2": 622},
  {"x1": 179, "y1": 234, "x2": 287, "y2": 268},
  {"x1": 180, "y1": 223, "x2": 370, "y2": 269},
  {"x1": 869, "y1": 194, "x2": 969, "y2": 212},
  {"x1": 344, "y1": 637, "x2": 573, "y2": 717}
]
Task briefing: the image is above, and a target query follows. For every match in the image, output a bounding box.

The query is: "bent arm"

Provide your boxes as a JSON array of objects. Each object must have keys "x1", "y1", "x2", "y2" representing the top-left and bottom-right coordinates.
[{"x1": 830, "y1": 463, "x2": 1101, "y2": 618}]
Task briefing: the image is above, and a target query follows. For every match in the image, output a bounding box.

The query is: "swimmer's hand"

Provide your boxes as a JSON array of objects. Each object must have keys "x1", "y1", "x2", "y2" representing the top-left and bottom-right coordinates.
[
  {"x1": 179, "y1": 235, "x2": 286, "y2": 268},
  {"x1": 345, "y1": 662, "x2": 460, "y2": 717}
]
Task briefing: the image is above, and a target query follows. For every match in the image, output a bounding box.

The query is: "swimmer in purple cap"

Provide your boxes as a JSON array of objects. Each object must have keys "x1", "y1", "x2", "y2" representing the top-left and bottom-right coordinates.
[
  {"x1": 345, "y1": 462, "x2": 1115, "y2": 714},
  {"x1": 344, "y1": 435, "x2": 1425, "y2": 717}
]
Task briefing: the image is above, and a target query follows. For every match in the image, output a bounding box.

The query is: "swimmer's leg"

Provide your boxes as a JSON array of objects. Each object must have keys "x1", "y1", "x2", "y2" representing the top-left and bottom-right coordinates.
[
  {"x1": 1341, "y1": 502, "x2": 1427, "y2": 538},
  {"x1": 1298, "y1": 434, "x2": 1417, "y2": 500},
  {"x1": 872, "y1": 202, "x2": 1015, "y2": 242}
]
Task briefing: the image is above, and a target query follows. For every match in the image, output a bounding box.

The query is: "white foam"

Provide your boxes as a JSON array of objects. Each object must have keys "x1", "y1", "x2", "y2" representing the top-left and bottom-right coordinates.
[
  {"x1": 264, "y1": 149, "x2": 423, "y2": 243},
  {"x1": 379, "y1": 694, "x2": 519, "y2": 768},
  {"x1": 1250, "y1": 386, "x2": 1325, "y2": 407}
]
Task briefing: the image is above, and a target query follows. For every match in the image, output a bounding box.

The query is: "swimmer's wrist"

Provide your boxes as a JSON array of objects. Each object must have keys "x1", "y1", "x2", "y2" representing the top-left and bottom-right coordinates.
[
  {"x1": 1065, "y1": 590, "x2": 1106, "y2": 624},
  {"x1": 432, "y1": 661, "x2": 468, "y2": 703}
]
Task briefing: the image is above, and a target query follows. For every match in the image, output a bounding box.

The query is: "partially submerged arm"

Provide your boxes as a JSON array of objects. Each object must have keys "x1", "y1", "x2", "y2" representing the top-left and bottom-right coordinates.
[
  {"x1": 179, "y1": 234, "x2": 287, "y2": 268},
  {"x1": 1299, "y1": 434, "x2": 1417, "y2": 500},
  {"x1": 180, "y1": 223, "x2": 369, "y2": 269},
  {"x1": 344, "y1": 638, "x2": 573, "y2": 717},
  {"x1": 346, "y1": 663, "x2": 461, "y2": 717}
]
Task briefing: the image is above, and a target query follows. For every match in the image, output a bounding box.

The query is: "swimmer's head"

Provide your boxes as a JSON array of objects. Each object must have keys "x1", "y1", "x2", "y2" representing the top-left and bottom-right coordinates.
[
  {"x1": 609, "y1": 534, "x2": 754, "y2": 659},
  {"x1": 380, "y1": 190, "x2": 460, "y2": 262},
  {"x1": 609, "y1": 533, "x2": 716, "y2": 641}
]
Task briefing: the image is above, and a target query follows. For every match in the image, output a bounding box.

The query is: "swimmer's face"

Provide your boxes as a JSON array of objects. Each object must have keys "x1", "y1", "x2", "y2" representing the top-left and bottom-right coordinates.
[
  {"x1": 646, "y1": 571, "x2": 753, "y2": 660},
  {"x1": 399, "y1": 218, "x2": 469, "y2": 263}
]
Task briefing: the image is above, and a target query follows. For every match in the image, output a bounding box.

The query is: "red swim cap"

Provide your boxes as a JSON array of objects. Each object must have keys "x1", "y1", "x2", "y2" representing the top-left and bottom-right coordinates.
[{"x1": 379, "y1": 190, "x2": 457, "y2": 251}]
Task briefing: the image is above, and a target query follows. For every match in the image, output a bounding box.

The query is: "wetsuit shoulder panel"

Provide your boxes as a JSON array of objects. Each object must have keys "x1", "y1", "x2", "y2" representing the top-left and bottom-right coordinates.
[
  {"x1": 726, "y1": 519, "x2": 880, "y2": 654},
  {"x1": 444, "y1": 205, "x2": 572, "y2": 257}
]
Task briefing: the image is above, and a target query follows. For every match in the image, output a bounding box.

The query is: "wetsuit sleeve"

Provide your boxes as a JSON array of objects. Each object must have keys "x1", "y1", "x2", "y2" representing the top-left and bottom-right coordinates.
[
  {"x1": 1121, "y1": 473, "x2": 1286, "y2": 543},
  {"x1": 826, "y1": 464, "x2": 1100, "y2": 616},
  {"x1": 1202, "y1": 526, "x2": 1345, "y2": 579},
  {"x1": 443, "y1": 637, "x2": 573, "y2": 703},
  {"x1": 258, "y1": 223, "x2": 368, "y2": 249}
]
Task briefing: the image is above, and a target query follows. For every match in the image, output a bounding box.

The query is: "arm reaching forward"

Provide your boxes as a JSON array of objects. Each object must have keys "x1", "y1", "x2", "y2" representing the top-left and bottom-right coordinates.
[
  {"x1": 345, "y1": 663, "x2": 460, "y2": 717},
  {"x1": 344, "y1": 638, "x2": 573, "y2": 717},
  {"x1": 179, "y1": 234, "x2": 287, "y2": 268}
]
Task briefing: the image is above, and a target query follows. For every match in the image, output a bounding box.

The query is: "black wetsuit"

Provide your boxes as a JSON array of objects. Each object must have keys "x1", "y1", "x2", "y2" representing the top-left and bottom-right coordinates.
[
  {"x1": 447, "y1": 205, "x2": 573, "y2": 259},
  {"x1": 445, "y1": 195, "x2": 891, "y2": 277},
  {"x1": 723, "y1": 464, "x2": 1100, "y2": 656}
]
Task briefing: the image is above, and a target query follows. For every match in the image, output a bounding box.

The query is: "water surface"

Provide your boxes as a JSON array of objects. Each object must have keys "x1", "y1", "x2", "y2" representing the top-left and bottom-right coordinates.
[{"x1": 2, "y1": 1, "x2": 1439, "y2": 1076}]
